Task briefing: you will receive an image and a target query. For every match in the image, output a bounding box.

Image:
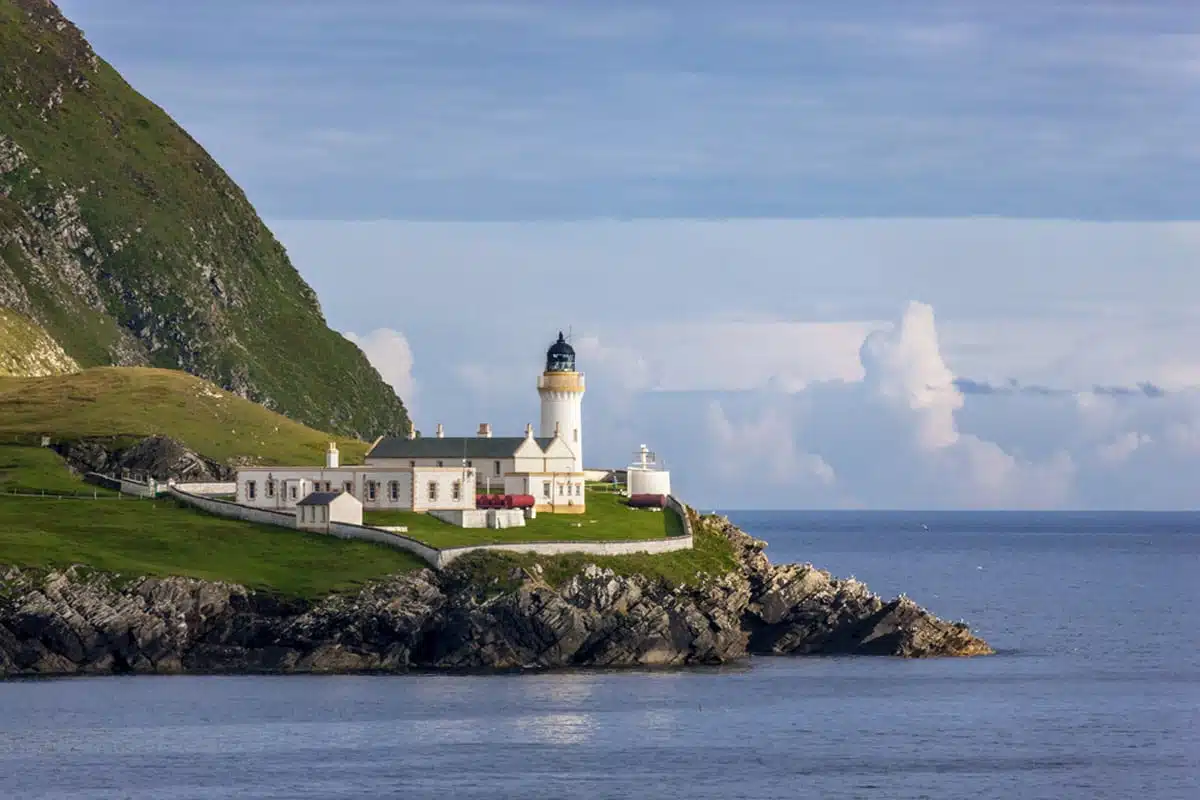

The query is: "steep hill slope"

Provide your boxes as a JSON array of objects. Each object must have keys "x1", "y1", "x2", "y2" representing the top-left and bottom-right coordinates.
[
  {"x1": 0, "y1": 0, "x2": 409, "y2": 438},
  {"x1": 0, "y1": 367, "x2": 369, "y2": 466},
  {"x1": 0, "y1": 307, "x2": 77, "y2": 376}
]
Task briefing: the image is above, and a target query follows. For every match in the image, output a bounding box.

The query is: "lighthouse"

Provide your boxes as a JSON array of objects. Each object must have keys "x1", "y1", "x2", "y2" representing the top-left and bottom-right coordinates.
[{"x1": 538, "y1": 331, "x2": 585, "y2": 473}]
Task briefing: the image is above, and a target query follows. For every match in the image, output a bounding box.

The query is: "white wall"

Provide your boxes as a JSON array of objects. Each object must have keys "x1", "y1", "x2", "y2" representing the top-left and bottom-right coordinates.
[
  {"x1": 628, "y1": 469, "x2": 671, "y2": 497},
  {"x1": 173, "y1": 481, "x2": 236, "y2": 496},
  {"x1": 235, "y1": 467, "x2": 473, "y2": 512}
]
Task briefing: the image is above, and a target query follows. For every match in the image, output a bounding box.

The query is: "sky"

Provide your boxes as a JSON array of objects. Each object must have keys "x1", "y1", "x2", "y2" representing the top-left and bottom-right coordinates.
[{"x1": 57, "y1": 0, "x2": 1200, "y2": 508}]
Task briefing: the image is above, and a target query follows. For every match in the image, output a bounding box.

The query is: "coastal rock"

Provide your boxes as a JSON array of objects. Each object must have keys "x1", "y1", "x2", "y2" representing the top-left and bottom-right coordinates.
[
  {"x1": 0, "y1": 517, "x2": 991, "y2": 677},
  {"x1": 53, "y1": 435, "x2": 232, "y2": 482}
]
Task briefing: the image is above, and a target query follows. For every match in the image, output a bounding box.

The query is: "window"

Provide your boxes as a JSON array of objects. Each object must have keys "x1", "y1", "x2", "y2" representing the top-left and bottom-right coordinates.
[
  {"x1": 266, "y1": 479, "x2": 275, "y2": 498},
  {"x1": 494, "y1": 461, "x2": 501, "y2": 476},
  {"x1": 436, "y1": 460, "x2": 444, "y2": 468},
  {"x1": 246, "y1": 480, "x2": 257, "y2": 500},
  {"x1": 575, "y1": 483, "x2": 581, "y2": 497},
  {"x1": 409, "y1": 460, "x2": 416, "y2": 468},
  {"x1": 465, "y1": 460, "x2": 473, "y2": 468},
  {"x1": 428, "y1": 481, "x2": 439, "y2": 502},
  {"x1": 558, "y1": 483, "x2": 564, "y2": 496},
  {"x1": 343, "y1": 481, "x2": 353, "y2": 494},
  {"x1": 573, "y1": 428, "x2": 578, "y2": 442},
  {"x1": 388, "y1": 480, "x2": 400, "y2": 501},
  {"x1": 543, "y1": 481, "x2": 551, "y2": 498},
  {"x1": 452, "y1": 480, "x2": 462, "y2": 501},
  {"x1": 289, "y1": 484, "x2": 297, "y2": 500},
  {"x1": 366, "y1": 481, "x2": 378, "y2": 501},
  {"x1": 323, "y1": 481, "x2": 332, "y2": 492}
]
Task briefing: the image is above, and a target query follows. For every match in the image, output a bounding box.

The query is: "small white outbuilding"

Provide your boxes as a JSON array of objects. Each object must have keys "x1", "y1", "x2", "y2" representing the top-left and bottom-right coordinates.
[{"x1": 295, "y1": 490, "x2": 363, "y2": 532}]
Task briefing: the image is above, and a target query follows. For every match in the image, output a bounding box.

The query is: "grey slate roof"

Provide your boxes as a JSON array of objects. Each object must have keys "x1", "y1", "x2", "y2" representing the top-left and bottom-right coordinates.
[
  {"x1": 367, "y1": 436, "x2": 554, "y2": 460},
  {"x1": 297, "y1": 491, "x2": 346, "y2": 506}
]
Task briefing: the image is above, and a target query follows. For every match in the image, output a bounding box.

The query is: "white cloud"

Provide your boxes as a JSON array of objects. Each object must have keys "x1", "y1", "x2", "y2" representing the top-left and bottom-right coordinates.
[{"x1": 342, "y1": 328, "x2": 417, "y2": 409}]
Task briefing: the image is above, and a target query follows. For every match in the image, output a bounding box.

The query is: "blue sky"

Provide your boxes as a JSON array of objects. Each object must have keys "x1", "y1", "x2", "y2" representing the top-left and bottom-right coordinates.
[{"x1": 58, "y1": 1, "x2": 1200, "y2": 508}]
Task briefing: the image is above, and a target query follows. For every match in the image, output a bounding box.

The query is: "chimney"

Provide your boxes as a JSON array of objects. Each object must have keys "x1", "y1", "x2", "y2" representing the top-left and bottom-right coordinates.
[
  {"x1": 477, "y1": 422, "x2": 492, "y2": 438},
  {"x1": 406, "y1": 427, "x2": 417, "y2": 440},
  {"x1": 525, "y1": 423, "x2": 534, "y2": 438},
  {"x1": 436, "y1": 423, "x2": 444, "y2": 438},
  {"x1": 325, "y1": 442, "x2": 340, "y2": 469}
]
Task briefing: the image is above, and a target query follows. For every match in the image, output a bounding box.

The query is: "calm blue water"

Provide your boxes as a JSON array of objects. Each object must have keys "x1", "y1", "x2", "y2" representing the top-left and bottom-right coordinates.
[{"x1": 1, "y1": 511, "x2": 1197, "y2": 799}]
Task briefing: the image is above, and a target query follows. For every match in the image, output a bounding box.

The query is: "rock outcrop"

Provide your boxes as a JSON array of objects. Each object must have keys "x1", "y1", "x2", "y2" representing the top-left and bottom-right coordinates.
[
  {"x1": 0, "y1": 515, "x2": 992, "y2": 677},
  {"x1": 53, "y1": 435, "x2": 232, "y2": 482}
]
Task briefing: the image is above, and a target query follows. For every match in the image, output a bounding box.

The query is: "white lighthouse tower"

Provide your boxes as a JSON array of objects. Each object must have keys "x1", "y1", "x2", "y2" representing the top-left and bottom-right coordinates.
[{"x1": 538, "y1": 331, "x2": 585, "y2": 473}]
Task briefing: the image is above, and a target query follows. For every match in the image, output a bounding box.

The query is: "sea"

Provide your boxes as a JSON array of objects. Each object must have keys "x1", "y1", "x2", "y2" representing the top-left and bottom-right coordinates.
[{"x1": 1, "y1": 510, "x2": 1197, "y2": 799}]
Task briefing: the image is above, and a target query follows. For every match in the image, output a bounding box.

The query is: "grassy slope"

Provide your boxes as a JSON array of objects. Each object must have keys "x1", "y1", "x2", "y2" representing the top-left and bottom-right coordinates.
[
  {"x1": 364, "y1": 489, "x2": 684, "y2": 548},
  {"x1": 0, "y1": 498, "x2": 425, "y2": 597},
  {"x1": 0, "y1": 446, "x2": 113, "y2": 493},
  {"x1": 0, "y1": 446, "x2": 423, "y2": 595},
  {"x1": 0, "y1": 0, "x2": 410, "y2": 438},
  {"x1": 0, "y1": 309, "x2": 79, "y2": 377},
  {"x1": 0, "y1": 367, "x2": 368, "y2": 465}
]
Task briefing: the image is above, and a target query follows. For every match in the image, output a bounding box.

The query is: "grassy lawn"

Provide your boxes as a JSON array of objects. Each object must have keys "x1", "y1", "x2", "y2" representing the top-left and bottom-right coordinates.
[
  {"x1": 0, "y1": 446, "x2": 114, "y2": 495},
  {"x1": 364, "y1": 490, "x2": 684, "y2": 548},
  {"x1": 0, "y1": 496, "x2": 425, "y2": 597},
  {"x1": 0, "y1": 368, "x2": 369, "y2": 466},
  {"x1": 448, "y1": 515, "x2": 740, "y2": 590}
]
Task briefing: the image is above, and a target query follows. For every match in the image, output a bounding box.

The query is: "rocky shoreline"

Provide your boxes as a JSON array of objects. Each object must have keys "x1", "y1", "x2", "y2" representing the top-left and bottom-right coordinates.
[{"x1": 0, "y1": 515, "x2": 991, "y2": 677}]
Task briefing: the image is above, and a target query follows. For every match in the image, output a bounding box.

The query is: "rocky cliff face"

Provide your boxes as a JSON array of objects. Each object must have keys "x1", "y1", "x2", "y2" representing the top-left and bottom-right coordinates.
[
  {"x1": 0, "y1": 515, "x2": 991, "y2": 676},
  {"x1": 0, "y1": 0, "x2": 409, "y2": 438}
]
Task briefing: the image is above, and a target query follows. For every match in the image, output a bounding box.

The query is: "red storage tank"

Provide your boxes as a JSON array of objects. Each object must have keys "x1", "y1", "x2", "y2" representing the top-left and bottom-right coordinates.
[
  {"x1": 508, "y1": 494, "x2": 535, "y2": 509},
  {"x1": 627, "y1": 493, "x2": 667, "y2": 509}
]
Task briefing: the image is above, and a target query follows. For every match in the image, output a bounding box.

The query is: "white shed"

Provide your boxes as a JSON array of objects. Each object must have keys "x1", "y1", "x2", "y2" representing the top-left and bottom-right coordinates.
[{"x1": 295, "y1": 490, "x2": 363, "y2": 532}]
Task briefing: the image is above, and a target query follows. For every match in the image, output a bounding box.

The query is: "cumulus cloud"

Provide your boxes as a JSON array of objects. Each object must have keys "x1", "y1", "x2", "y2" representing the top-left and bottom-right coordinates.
[{"x1": 342, "y1": 328, "x2": 416, "y2": 408}]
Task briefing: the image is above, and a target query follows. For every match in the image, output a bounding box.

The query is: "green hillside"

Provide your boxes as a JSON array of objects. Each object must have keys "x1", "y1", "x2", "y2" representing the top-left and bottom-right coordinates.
[
  {"x1": 0, "y1": 367, "x2": 369, "y2": 466},
  {"x1": 0, "y1": 0, "x2": 409, "y2": 439}
]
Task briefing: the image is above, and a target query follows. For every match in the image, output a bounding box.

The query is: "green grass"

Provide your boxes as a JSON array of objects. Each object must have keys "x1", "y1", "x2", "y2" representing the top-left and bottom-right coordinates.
[
  {"x1": 0, "y1": 446, "x2": 112, "y2": 494},
  {"x1": 447, "y1": 513, "x2": 740, "y2": 591},
  {"x1": 0, "y1": 368, "x2": 369, "y2": 466},
  {"x1": 0, "y1": 496, "x2": 425, "y2": 598},
  {"x1": 363, "y1": 490, "x2": 683, "y2": 548}
]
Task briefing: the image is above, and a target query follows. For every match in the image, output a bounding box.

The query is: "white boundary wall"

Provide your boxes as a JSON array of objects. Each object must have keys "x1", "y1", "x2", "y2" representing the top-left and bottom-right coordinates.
[
  {"x1": 167, "y1": 487, "x2": 442, "y2": 567},
  {"x1": 167, "y1": 487, "x2": 696, "y2": 571},
  {"x1": 174, "y1": 481, "x2": 236, "y2": 496}
]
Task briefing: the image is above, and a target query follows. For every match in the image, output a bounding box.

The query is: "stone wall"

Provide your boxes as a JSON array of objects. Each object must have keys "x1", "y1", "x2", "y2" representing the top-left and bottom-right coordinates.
[{"x1": 437, "y1": 531, "x2": 693, "y2": 566}]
